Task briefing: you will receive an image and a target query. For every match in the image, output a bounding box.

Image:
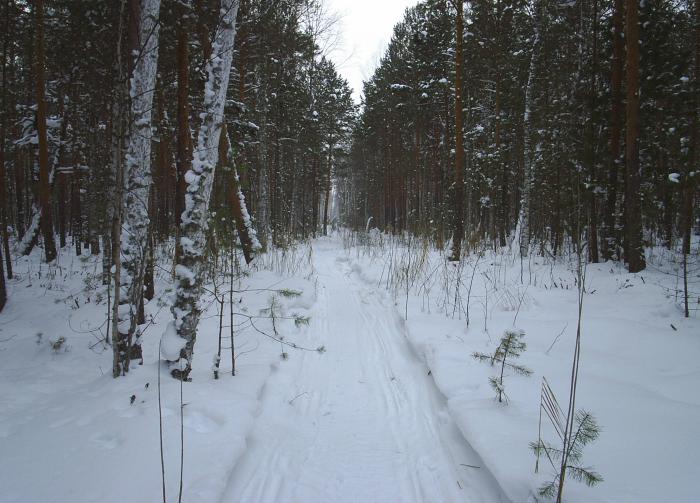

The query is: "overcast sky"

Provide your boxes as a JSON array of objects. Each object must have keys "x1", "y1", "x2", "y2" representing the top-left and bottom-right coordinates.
[{"x1": 324, "y1": 0, "x2": 418, "y2": 103}]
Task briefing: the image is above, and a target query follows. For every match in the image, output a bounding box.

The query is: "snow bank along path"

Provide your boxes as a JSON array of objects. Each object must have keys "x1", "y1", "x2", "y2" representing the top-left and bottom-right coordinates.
[{"x1": 221, "y1": 241, "x2": 508, "y2": 502}]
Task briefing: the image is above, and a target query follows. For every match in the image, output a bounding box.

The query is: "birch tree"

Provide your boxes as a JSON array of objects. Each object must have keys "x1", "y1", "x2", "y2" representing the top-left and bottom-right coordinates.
[
  {"x1": 113, "y1": 0, "x2": 161, "y2": 377},
  {"x1": 163, "y1": 0, "x2": 240, "y2": 380}
]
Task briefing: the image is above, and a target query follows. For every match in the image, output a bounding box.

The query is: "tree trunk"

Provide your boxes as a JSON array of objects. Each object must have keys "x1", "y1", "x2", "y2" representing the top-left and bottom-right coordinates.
[
  {"x1": 587, "y1": 0, "x2": 600, "y2": 263},
  {"x1": 33, "y1": 0, "x2": 57, "y2": 262},
  {"x1": 520, "y1": 2, "x2": 541, "y2": 258},
  {"x1": 144, "y1": 227, "x2": 155, "y2": 300},
  {"x1": 72, "y1": 170, "x2": 81, "y2": 256},
  {"x1": 174, "y1": 8, "x2": 192, "y2": 263},
  {"x1": 311, "y1": 155, "x2": 319, "y2": 236},
  {"x1": 169, "y1": 0, "x2": 240, "y2": 380},
  {"x1": 114, "y1": 0, "x2": 161, "y2": 377},
  {"x1": 323, "y1": 135, "x2": 333, "y2": 236},
  {"x1": 603, "y1": 0, "x2": 624, "y2": 261},
  {"x1": 104, "y1": 0, "x2": 128, "y2": 288},
  {"x1": 0, "y1": 242, "x2": 5, "y2": 312},
  {"x1": 57, "y1": 172, "x2": 67, "y2": 249},
  {"x1": 220, "y1": 123, "x2": 260, "y2": 264},
  {"x1": 624, "y1": 0, "x2": 646, "y2": 272},
  {"x1": 17, "y1": 103, "x2": 68, "y2": 258},
  {"x1": 449, "y1": 0, "x2": 465, "y2": 261},
  {"x1": 0, "y1": 0, "x2": 11, "y2": 278},
  {"x1": 681, "y1": 0, "x2": 700, "y2": 317}
]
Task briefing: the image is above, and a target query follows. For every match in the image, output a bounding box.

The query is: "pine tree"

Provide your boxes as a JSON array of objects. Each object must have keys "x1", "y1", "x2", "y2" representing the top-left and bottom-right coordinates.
[
  {"x1": 448, "y1": 0, "x2": 465, "y2": 261},
  {"x1": 0, "y1": 242, "x2": 5, "y2": 312},
  {"x1": 473, "y1": 329, "x2": 532, "y2": 403},
  {"x1": 519, "y1": 0, "x2": 542, "y2": 258},
  {"x1": 532, "y1": 378, "x2": 603, "y2": 501},
  {"x1": 624, "y1": 0, "x2": 646, "y2": 272},
  {"x1": 32, "y1": 0, "x2": 57, "y2": 262}
]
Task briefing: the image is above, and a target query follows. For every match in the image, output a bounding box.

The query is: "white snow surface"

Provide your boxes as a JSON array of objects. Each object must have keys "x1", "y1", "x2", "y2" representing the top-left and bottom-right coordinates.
[
  {"x1": 0, "y1": 235, "x2": 698, "y2": 502},
  {"x1": 160, "y1": 321, "x2": 186, "y2": 361},
  {"x1": 220, "y1": 241, "x2": 507, "y2": 502}
]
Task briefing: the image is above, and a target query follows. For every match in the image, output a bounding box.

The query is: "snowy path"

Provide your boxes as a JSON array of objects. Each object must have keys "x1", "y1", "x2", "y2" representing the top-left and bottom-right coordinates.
[{"x1": 220, "y1": 243, "x2": 507, "y2": 503}]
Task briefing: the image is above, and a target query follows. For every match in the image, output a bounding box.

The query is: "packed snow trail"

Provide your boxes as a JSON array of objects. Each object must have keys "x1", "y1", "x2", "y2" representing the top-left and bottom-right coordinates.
[{"x1": 220, "y1": 240, "x2": 508, "y2": 503}]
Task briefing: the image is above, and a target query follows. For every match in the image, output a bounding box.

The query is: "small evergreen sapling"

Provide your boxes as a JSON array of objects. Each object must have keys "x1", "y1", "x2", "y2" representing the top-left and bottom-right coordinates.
[
  {"x1": 531, "y1": 378, "x2": 602, "y2": 499},
  {"x1": 472, "y1": 329, "x2": 532, "y2": 402}
]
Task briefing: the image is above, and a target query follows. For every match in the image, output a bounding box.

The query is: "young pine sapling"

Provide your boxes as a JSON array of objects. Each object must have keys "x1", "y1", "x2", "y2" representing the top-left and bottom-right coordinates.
[
  {"x1": 531, "y1": 236, "x2": 602, "y2": 501},
  {"x1": 531, "y1": 377, "x2": 602, "y2": 499},
  {"x1": 473, "y1": 329, "x2": 532, "y2": 402},
  {"x1": 256, "y1": 293, "x2": 321, "y2": 359}
]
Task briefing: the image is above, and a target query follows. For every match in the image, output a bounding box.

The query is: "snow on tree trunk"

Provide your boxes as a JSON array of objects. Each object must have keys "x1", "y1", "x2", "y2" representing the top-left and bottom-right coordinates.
[
  {"x1": 16, "y1": 105, "x2": 67, "y2": 257},
  {"x1": 167, "y1": 0, "x2": 240, "y2": 380},
  {"x1": 220, "y1": 123, "x2": 261, "y2": 264},
  {"x1": 519, "y1": 4, "x2": 542, "y2": 258},
  {"x1": 16, "y1": 203, "x2": 42, "y2": 256},
  {"x1": 113, "y1": 0, "x2": 161, "y2": 377},
  {"x1": 256, "y1": 75, "x2": 270, "y2": 249}
]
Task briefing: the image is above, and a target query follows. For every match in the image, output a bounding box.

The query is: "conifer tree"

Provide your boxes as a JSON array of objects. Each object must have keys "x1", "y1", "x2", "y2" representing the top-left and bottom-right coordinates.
[
  {"x1": 32, "y1": 0, "x2": 57, "y2": 263},
  {"x1": 448, "y1": 0, "x2": 465, "y2": 261},
  {"x1": 532, "y1": 378, "x2": 603, "y2": 501},
  {"x1": 624, "y1": 0, "x2": 646, "y2": 272},
  {"x1": 473, "y1": 329, "x2": 532, "y2": 403}
]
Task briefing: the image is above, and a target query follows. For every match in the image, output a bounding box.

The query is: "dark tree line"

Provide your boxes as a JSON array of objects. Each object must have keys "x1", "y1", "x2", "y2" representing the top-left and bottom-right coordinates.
[
  {"x1": 343, "y1": 0, "x2": 698, "y2": 276},
  {"x1": 0, "y1": 0, "x2": 355, "y2": 369}
]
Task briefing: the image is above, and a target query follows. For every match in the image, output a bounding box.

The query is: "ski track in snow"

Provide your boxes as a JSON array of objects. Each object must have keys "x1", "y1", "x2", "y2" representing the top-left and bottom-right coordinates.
[{"x1": 220, "y1": 244, "x2": 508, "y2": 503}]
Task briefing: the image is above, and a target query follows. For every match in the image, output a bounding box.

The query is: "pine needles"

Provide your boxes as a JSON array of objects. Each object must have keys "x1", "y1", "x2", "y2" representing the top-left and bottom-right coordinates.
[
  {"x1": 473, "y1": 329, "x2": 532, "y2": 403},
  {"x1": 531, "y1": 243, "x2": 603, "y2": 501},
  {"x1": 532, "y1": 380, "x2": 603, "y2": 499}
]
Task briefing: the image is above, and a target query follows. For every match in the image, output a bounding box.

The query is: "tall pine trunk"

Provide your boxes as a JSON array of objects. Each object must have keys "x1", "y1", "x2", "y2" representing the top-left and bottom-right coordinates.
[
  {"x1": 0, "y1": 0, "x2": 11, "y2": 279},
  {"x1": 114, "y1": 0, "x2": 161, "y2": 377},
  {"x1": 681, "y1": 0, "x2": 700, "y2": 317},
  {"x1": 449, "y1": 0, "x2": 465, "y2": 261},
  {"x1": 33, "y1": 0, "x2": 56, "y2": 263},
  {"x1": 603, "y1": 0, "x2": 624, "y2": 261},
  {"x1": 520, "y1": 3, "x2": 542, "y2": 258},
  {"x1": 0, "y1": 230, "x2": 4, "y2": 310},
  {"x1": 587, "y1": 0, "x2": 600, "y2": 263},
  {"x1": 624, "y1": 0, "x2": 646, "y2": 272},
  {"x1": 168, "y1": 0, "x2": 240, "y2": 380},
  {"x1": 0, "y1": 127, "x2": 9, "y2": 281},
  {"x1": 323, "y1": 134, "x2": 334, "y2": 236}
]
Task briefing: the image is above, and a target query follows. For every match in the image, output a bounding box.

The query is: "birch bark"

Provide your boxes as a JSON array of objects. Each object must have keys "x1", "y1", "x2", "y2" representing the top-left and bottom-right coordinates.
[
  {"x1": 114, "y1": 0, "x2": 161, "y2": 376},
  {"x1": 167, "y1": 0, "x2": 240, "y2": 380}
]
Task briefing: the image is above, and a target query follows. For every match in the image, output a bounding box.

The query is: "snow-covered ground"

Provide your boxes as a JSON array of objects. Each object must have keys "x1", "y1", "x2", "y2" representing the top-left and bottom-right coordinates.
[
  {"x1": 220, "y1": 240, "x2": 506, "y2": 502},
  {"x1": 0, "y1": 244, "x2": 317, "y2": 502},
  {"x1": 0, "y1": 235, "x2": 698, "y2": 502},
  {"x1": 336, "y1": 231, "x2": 700, "y2": 502}
]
